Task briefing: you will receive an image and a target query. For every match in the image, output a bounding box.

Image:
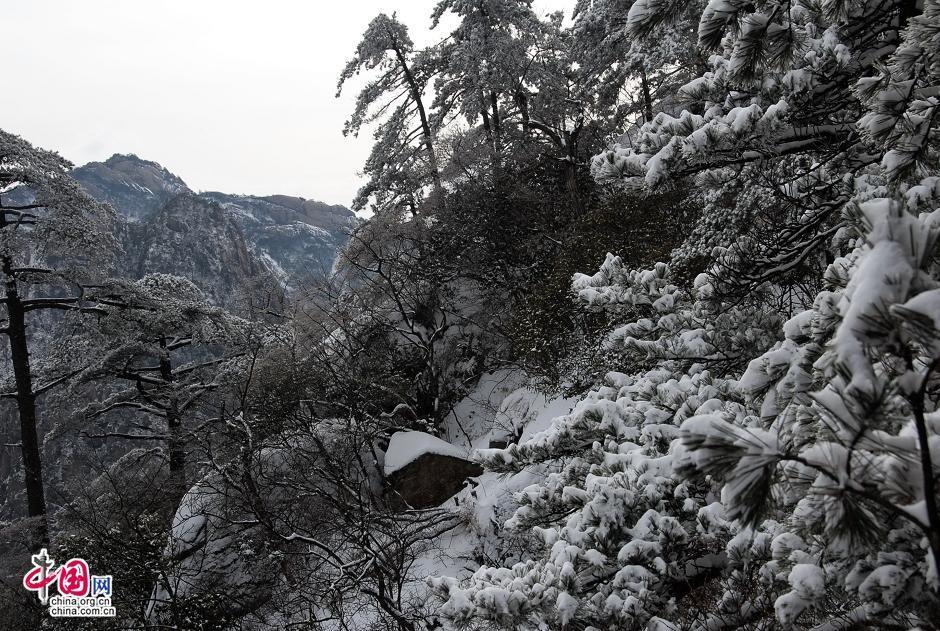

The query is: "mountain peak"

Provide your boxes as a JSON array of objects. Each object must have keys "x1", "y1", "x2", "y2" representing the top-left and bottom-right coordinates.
[
  {"x1": 73, "y1": 154, "x2": 189, "y2": 220},
  {"x1": 104, "y1": 152, "x2": 156, "y2": 165},
  {"x1": 100, "y1": 153, "x2": 188, "y2": 187}
]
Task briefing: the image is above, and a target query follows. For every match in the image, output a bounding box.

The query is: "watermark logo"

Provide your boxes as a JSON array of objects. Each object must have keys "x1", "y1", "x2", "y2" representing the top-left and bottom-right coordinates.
[{"x1": 23, "y1": 549, "x2": 115, "y2": 617}]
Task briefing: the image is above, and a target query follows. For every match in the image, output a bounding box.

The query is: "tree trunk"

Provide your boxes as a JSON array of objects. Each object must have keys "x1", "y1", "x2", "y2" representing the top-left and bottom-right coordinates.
[
  {"x1": 479, "y1": 105, "x2": 493, "y2": 141},
  {"x1": 490, "y1": 92, "x2": 503, "y2": 176},
  {"x1": 564, "y1": 160, "x2": 584, "y2": 216},
  {"x1": 2, "y1": 255, "x2": 48, "y2": 545},
  {"x1": 640, "y1": 67, "x2": 654, "y2": 124},
  {"x1": 515, "y1": 91, "x2": 530, "y2": 136},
  {"x1": 159, "y1": 337, "x2": 187, "y2": 501},
  {"x1": 389, "y1": 32, "x2": 442, "y2": 194},
  {"x1": 167, "y1": 407, "x2": 186, "y2": 501},
  {"x1": 563, "y1": 128, "x2": 585, "y2": 215},
  {"x1": 911, "y1": 375, "x2": 940, "y2": 579},
  {"x1": 490, "y1": 92, "x2": 501, "y2": 151},
  {"x1": 521, "y1": 118, "x2": 585, "y2": 214}
]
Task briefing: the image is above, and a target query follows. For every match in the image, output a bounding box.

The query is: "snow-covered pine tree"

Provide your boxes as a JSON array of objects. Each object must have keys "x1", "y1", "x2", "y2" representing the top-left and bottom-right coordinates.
[
  {"x1": 572, "y1": 0, "x2": 705, "y2": 128},
  {"x1": 431, "y1": 256, "x2": 781, "y2": 629},
  {"x1": 431, "y1": 0, "x2": 545, "y2": 172},
  {"x1": 337, "y1": 13, "x2": 442, "y2": 215},
  {"x1": 0, "y1": 129, "x2": 118, "y2": 544},
  {"x1": 73, "y1": 273, "x2": 252, "y2": 502},
  {"x1": 433, "y1": 0, "x2": 940, "y2": 629}
]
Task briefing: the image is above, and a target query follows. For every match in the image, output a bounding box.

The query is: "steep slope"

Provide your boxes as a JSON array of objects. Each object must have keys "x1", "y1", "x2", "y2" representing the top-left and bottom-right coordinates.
[
  {"x1": 120, "y1": 191, "x2": 276, "y2": 308},
  {"x1": 201, "y1": 192, "x2": 357, "y2": 285}
]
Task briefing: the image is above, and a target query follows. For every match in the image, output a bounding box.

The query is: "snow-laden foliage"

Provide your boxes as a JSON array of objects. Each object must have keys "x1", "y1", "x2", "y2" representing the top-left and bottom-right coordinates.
[
  {"x1": 675, "y1": 183, "x2": 940, "y2": 629},
  {"x1": 434, "y1": 197, "x2": 940, "y2": 630},
  {"x1": 0, "y1": 130, "x2": 121, "y2": 544},
  {"x1": 572, "y1": 0, "x2": 704, "y2": 126},
  {"x1": 590, "y1": 0, "x2": 939, "y2": 294},
  {"x1": 68, "y1": 274, "x2": 259, "y2": 498},
  {"x1": 337, "y1": 13, "x2": 442, "y2": 213},
  {"x1": 0, "y1": 129, "x2": 118, "y2": 274},
  {"x1": 431, "y1": 0, "x2": 545, "y2": 126},
  {"x1": 434, "y1": 0, "x2": 940, "y2": 629},
  {"x1": 431, "y1": 259, "x2": 779, "y2": 629}
]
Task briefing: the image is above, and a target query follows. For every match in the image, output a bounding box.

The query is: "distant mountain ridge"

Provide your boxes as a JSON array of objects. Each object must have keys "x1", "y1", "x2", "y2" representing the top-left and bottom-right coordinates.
[{"x1": 72, "y1": 154, "x2": 357, "y2": 303}]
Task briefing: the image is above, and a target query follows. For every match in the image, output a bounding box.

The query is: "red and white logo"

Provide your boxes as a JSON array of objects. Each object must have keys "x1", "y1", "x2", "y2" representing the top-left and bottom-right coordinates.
[{"x1": 23, "y1": 549, "x2": 114, "y2": 617}]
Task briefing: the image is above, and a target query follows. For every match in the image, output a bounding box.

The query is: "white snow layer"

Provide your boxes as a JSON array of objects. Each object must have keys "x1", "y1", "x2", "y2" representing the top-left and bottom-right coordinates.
[{"x1": 384, "y1": 431, "x2": 468, "y2": 476}]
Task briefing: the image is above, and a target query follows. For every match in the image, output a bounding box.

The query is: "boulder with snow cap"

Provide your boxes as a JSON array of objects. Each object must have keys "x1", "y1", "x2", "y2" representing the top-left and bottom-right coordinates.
[{"x1": 384, "y1": 431, "x2": 482, "y2": 509}]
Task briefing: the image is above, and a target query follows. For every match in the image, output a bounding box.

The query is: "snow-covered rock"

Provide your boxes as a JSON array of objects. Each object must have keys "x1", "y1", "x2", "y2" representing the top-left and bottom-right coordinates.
[
  {"x1": 147, "y1": 476, "x2": 279, "y2": 623},
  {"x1": 384, "y1": 431, "x2": 468, "y2": 476},
  {"x1": 384, "y1": 432, "x2": 481, "y2": 509}
]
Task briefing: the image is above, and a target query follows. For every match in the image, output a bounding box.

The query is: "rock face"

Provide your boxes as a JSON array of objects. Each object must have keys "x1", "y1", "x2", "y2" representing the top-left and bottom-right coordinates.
[
  {"x1": 386, "y1": 453, "x2": 483, "y2": 510},
  {"x1": 72, "y1": 154, "x2": 358, "y2": 298},
  {"x1": 201, "y1": 191, "x2": 356, "y2": 285},
  {"x1": 148, "y1": 477, "x2": 279, "y2": 623},
  {"x1": 149, "y1": 433, "x2": 364, "y2": 623},
  {"x1": 120, "y1": 191, "x2": 274, "y2": 308}
]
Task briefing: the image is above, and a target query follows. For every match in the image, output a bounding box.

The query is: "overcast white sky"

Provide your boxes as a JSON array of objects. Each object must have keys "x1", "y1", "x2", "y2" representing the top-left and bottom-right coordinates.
[{"x1": 4, "y1": 1, "x2": 571, "y2": 209}]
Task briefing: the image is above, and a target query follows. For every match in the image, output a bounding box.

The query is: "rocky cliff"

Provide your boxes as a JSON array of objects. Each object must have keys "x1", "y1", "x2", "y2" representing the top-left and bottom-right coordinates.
[{"x1": 72, "y1": 154, "x2": 357, "y2": 301}]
